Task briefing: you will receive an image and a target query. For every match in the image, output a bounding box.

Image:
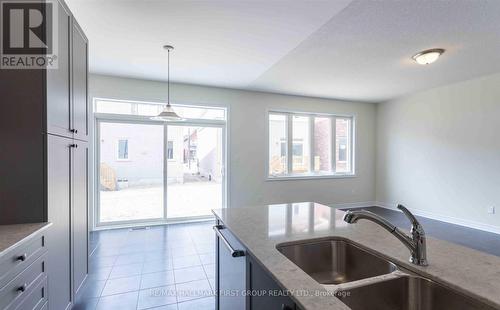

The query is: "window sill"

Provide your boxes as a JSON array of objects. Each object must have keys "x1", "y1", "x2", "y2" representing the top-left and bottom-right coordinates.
[{"x1": 266, "y1": 173, "x2": 356, "y2": 181}]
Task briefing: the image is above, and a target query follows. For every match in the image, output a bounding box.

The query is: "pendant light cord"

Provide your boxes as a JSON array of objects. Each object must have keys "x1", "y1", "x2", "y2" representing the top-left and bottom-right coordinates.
[{"x1": 167, "y1": 48, "x2": 170, "y2": 107}]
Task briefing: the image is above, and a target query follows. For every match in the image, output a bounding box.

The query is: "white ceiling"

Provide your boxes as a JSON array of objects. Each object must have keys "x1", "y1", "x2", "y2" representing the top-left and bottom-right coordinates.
[{"x1": 67, "y1": 0, "x2": 500, "y2": 103}]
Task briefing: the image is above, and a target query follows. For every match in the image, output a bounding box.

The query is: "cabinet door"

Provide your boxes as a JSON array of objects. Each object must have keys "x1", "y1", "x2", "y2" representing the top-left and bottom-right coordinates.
[
  {"x1": 47, "y1": 134, "x2": 72, "y2": 310},
  {"x1": 71, "y1": 21, "x2": 88, "y2": 142},
  {"x1": 72, "y1": 141, "x2": 88, "y2": 297},
  {"x1": 215, "y1": 224, "x2": 246, "y2": 310},
  {"x1": 46, "y1": 0, "x2": 72, "y2": 138},
  {"x1": 247, "y1": 255, "x2": 296, "y2": 310}
]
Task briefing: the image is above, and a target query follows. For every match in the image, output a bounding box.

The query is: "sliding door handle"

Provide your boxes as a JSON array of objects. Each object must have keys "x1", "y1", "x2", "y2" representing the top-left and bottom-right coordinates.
[{"x1": 213, "y1": 225, "x2": 245, "y2": 257}]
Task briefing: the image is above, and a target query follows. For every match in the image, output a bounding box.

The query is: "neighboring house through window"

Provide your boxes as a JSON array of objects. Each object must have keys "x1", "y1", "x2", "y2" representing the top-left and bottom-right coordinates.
[{"x1": 268, "y1": 111, "x2": 354, "y2": 178}]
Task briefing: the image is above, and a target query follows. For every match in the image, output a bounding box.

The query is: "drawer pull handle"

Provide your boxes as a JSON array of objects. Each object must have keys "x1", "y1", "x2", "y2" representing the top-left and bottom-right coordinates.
[
  {"x1": 17, "y1": 284, "x2": 27, "y2": 293},
  {"x1": 16, "y1": 254, "x2": 27, "y2": 262},
  {"x1": 71, "y1": 129, "x2": 78, "y2": 134}
]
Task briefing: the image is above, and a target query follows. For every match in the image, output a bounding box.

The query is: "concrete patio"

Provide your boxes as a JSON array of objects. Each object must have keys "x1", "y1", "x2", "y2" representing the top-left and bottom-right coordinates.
[{"x1": 99, "y1": 182, "x2": 222, "y2": 223}]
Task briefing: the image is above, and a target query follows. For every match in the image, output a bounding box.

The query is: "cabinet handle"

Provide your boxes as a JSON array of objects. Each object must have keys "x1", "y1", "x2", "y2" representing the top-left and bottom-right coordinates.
[
  {"x1": 70, "y1": 144, "x2": 78, "y2": 148},
  {"x1": 213, "y1": 225, "x2": 245, "y2": 257},
  {"x1": 16, "y1": 253, "x2": 27, "y2": 262},
  {"x1": 17, "y1": 284, "x2": 27, "y2": 293},
  {"x1": 71, "y1": 129, "x2": 78, "y2": 134}
]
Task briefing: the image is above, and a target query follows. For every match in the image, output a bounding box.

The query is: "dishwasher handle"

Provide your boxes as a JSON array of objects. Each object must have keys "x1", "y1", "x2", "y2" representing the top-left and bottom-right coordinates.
[{"x1": 213, "y1": 225, "x2": 245, "y2": 258}]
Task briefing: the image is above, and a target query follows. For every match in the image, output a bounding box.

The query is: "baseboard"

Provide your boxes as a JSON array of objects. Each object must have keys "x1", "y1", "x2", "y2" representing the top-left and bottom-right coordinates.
[
  {"x1": 329, "y1": 201, "x2": 377, "y2": 209},
  {"x1": 375, "y1": 201, "x2": 500, "y2": 235}
]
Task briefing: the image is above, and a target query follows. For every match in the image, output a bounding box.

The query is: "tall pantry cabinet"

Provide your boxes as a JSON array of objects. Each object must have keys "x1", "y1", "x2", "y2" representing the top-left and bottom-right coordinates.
[{"x1": 0, "y1": 0, "x2": 89, "y2": 309}]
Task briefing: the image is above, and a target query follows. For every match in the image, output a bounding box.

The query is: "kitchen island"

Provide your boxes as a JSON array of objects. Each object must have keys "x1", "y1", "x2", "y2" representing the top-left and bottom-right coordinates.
[{"x1": 212, "y1": 202, "x2": 500, "y2": 310}]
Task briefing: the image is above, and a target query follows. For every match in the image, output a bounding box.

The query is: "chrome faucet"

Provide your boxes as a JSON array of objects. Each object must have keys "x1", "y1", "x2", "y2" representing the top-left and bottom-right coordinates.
[{"x1": 343, "y1": 204, "x2": 428, "y2": 266}]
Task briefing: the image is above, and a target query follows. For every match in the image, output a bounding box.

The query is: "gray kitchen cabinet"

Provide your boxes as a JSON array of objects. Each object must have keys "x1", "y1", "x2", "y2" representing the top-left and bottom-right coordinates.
[
  {"x1": 72, "y1": 141, "x2": 89, "y2": 297},
  {"x1": 0, "y1": 227, "x2": 49, "y2": 310},
  {"x1": 71, "y1": 21, "x2": 89, "y2": 142},
  {"x1": 0, "y1": 0, "x2": 90, "y2": 308},
  {"x1": 46, "y1": 0, "x2": 72, "y2": 139},
  {"x1": 47, "y1": 135, "x2": 73, "y2": 310},
  {"x1": 215, "y1": 222, "x2": 246, "y2": 310},
  {"x1": 247, "y1": 254, "x2": 296, "y2": 310},
  {"x1": 46, "y1": 0, "x2": 89, "y2": 142}
]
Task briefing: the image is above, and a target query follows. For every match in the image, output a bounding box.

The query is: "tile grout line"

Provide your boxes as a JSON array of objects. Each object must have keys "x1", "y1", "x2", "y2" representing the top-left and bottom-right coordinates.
[
  {"x1": 167, "y1": 243, "x2": 178, "y2": 307},
  {"x1": 89, "y1": 224, "x2": 215, "y2": 309},
  {"x1": 135, "y1": 258, "x2": 144, "y2": 310}
]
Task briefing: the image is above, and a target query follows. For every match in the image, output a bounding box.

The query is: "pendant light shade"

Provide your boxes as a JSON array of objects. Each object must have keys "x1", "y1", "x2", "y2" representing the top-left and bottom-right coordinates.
[
  {"x1": 151, "y1": 104, "x2": 183, "y2": 121},
  {"x1": 151, "y1": 45, "x2": 184, "y2": 121}
]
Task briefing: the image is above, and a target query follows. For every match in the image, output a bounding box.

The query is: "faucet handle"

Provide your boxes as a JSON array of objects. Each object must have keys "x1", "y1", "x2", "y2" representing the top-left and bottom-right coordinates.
[{"x1": 397, "y1": 204, "x2": 420, "y2": 227}]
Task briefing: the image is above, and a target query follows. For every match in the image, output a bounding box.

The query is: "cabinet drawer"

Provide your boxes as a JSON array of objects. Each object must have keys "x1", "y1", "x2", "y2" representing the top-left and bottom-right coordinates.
[
  {"x1": 11, "y1": 277, "x2": 47, "y2": 310},
  {"x1": 0, "y1": 234, "x2": 46, "y2": 289},
  {"x1": 0, "y1": 254, "x2": 46, "y2": 310}
]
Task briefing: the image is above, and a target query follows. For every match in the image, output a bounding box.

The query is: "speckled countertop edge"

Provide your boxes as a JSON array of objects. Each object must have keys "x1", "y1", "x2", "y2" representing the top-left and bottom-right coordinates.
[
  {"x1": 0, "y1": 222, "x2": 51, "y2": 257},
  {"x1": 213, "y1": 204, "x2": 500, "y2": 310}
]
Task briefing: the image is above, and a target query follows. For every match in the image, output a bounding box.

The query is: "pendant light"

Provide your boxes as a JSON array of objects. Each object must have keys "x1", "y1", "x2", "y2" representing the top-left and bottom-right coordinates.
[{"x1": 151, "y1": 45, "x2": 184, "y2": 121}]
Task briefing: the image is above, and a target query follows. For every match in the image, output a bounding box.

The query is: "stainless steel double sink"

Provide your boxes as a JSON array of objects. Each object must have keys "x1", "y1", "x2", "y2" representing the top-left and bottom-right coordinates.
[{"x1": 277, "y1": 237, "x2": 496, "y2": 310}]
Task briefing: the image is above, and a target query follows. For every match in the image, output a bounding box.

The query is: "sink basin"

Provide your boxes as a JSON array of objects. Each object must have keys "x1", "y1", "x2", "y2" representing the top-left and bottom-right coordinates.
[
  {"x1": 337, "y1": 275, "x2": 497, "y2": 310},
  {"x1": 276, "y1": 238, "x2": 397, "y2": 285}
]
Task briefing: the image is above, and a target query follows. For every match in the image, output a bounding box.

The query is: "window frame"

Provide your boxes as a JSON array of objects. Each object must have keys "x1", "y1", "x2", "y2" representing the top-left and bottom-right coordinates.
[{"x1": 267, "y1": 110, "x2": 355, "y2": 180}]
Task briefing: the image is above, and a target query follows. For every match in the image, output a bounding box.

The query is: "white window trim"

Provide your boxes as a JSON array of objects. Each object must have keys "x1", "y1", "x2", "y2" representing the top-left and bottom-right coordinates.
[{"x1": 267, "y1": 110, "x2": 355, "y2": 180}]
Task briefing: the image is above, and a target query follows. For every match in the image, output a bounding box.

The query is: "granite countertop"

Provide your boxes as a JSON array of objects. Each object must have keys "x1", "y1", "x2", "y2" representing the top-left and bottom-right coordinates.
[
  {"x1": 0, "y1": 222, "x2": 51, "y2": 257},
  {"x1": 212, "y1": 202, "x2": 500, "y2": 310}
]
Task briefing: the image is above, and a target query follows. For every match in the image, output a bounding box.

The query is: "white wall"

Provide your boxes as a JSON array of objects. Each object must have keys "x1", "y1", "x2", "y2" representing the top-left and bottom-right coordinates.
[
  {"x1": 89, "y1": 74, "x2": 377, "y2": 214},
  {"x1": 376, "y1": 73, "x2": 500, "y2": 232}
]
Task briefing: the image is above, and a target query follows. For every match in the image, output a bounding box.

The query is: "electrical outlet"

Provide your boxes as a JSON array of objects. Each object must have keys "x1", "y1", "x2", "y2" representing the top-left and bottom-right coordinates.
[{"x1": 487, "y1": 206, "x2": 496, "y2": 214}]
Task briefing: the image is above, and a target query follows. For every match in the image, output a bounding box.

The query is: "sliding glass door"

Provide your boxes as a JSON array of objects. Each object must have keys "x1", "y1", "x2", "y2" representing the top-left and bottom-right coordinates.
[
  {"x1": 166, "y1": 125, "x2": 224, "y2": 219},
  {"x1": 98, "y1": 121, "x2": 165, "y2": 224},
  {"x1": 96, "y1": 114, "x2": 226, "y2": 226}
]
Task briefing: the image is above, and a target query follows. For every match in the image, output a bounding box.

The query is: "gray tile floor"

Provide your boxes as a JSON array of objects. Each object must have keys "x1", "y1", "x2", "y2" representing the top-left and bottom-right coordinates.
[
  {"x1": 73, "y1": 220, "x2": 216, "y2": 310},
  {"x1": 74, "y1": 206, "x2": 500, "y2": 310}
]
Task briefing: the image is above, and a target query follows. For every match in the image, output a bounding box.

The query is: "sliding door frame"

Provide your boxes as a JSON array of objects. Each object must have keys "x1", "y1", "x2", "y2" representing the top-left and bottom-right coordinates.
[{"x1": 94, "y1": 113, "x2": 227, "y2": 228}]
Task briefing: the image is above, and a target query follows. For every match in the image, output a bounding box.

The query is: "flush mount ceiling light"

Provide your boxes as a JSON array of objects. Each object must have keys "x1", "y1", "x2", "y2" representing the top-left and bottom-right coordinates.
[
  {"x1": 151, "y1": 45, "x2": 184, "y2": 121},
  {"x1": 412, "y1": 48, "x2": 445, "y2": 65}
]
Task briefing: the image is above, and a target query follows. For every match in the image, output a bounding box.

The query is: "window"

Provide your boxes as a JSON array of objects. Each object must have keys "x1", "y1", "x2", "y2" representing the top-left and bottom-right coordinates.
[
  {"x1": 268, "y1": 112, "x2": 354, "y2": 178},
  {"x1": 117, "y1": 139, "x2": 129, "y2": 160},
  {"x1": 280, "y1": 140, "x2": 286, "y2": 157},
  {"x1": 313, "y1": 117, "x2": 332, "y2": 172},
  {"x1": 335, "y1": 118, "x2": 352, "y2": 173},
  {"x1": 269, "y1": 114, "x2": 288, "y2": 175},
  {"x1": 94, "y1": 99, "x2": 226, "y2": 120},
  {"x1": 167, "y1": 140, "x2": 174, "y2": 160},
  {"x1": 292, "y1": 116, "x2": 310, "y2": 173}
]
